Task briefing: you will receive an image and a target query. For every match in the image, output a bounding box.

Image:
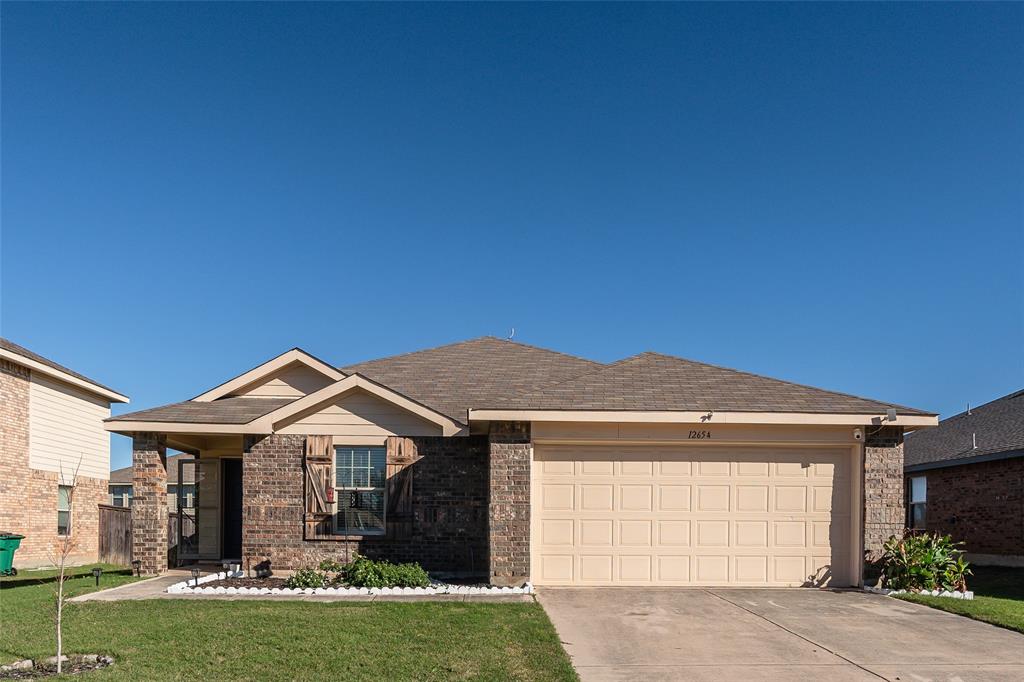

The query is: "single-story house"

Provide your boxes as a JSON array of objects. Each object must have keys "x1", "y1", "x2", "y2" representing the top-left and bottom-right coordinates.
[
  {"x1": 0, "y1": 337, "x2": 129, "y2": 568},
  {"x1": 109, "y1": 452, "x2": 195, "y2": 510},
  {"x1": 105, "y1": 337, "x2": 936, "y2": 586},
  {"x1": 904, "y1": 389, "x2": 1023, "y2": 566}
]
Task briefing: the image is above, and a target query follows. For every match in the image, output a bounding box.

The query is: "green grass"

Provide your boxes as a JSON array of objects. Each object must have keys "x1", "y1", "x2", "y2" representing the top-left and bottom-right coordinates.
[
  {"x1": 0, "y1": 564, "x2": 577, "y2": 681},
  {"x1": 895, "y1": 566, "x2": 1024, "y2": 634}
]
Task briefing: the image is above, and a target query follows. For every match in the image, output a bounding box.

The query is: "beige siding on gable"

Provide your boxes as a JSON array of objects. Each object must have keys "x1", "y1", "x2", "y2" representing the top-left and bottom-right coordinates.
[
  {"x1": 29, "y1": 373, "x2": 111, "y2": 481},
  {"x1": 276, "y1": 388, "x2": 442, "y2": 437},
  {"x1": 228, "y1": 362, "x2": 334, "y2": 399}
]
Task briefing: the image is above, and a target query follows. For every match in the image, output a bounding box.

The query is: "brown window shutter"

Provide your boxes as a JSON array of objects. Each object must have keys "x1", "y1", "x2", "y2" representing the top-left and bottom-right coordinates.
[
  {"x1": 385, "y1": 436, "x2": 418, "y2": 539},
  {"x1": 304, "y1": 435, "x2": 333, "y2": 539}
]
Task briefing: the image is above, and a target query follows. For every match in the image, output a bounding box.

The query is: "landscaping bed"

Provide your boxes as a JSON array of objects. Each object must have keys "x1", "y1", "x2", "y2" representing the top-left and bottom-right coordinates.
[
  {"x1": 0, "y1": 655, "x2": 114, "y2": 679},
  {"x1": 894, "y1": 565, "x2": 1024, "y2": 634}
]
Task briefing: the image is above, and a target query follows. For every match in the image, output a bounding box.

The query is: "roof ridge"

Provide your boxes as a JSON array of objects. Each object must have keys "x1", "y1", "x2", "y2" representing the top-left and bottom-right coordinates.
[
  {"x1": 339, "y1": 336, "x2": 496, "y2": 369},
  {"x1": 340, "y1": 335, "x2": 602, "y2": 370},
  {"x1": 910, "y1": 387, "x2": 1024, "y2": 426},
  {"x1": 634, "y1": 350, "x2": 933, "y2": 414}
]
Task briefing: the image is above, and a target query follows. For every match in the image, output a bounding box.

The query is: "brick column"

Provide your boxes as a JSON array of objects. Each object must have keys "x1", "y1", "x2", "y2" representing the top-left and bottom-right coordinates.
[
  {"x1": 242, "y1": 434, "x2": 305, "y2": 573},
  {"x1": 132, "y1": 433, "x2": 167, "y2": 575},
  {"x1": 863, "y1": 426, "x2": 904, "y2": 566},
  {"x1": 488, "y1": 421, "x2": 531, "y2": 586}
]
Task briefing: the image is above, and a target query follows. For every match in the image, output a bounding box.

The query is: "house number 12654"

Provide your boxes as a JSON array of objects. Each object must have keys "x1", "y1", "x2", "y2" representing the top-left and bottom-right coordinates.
[{"x1": 688, "y1": 430, "x2": 712, "y2": 439}]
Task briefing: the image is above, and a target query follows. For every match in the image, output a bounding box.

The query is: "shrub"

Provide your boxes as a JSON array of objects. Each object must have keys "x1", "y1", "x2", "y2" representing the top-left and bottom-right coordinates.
[
  {"x1": 318, "y1": 559, "x2": 343, "y2": 574},
  {"x1": 339, "y1": 555, "x2": 431, "y2": 588},
  {"x1": 880, "y1": 532, "x2": 972, "y2": 592},
  {"x1": 285, "y1": 567, "x2": 328, "y2": 589}
]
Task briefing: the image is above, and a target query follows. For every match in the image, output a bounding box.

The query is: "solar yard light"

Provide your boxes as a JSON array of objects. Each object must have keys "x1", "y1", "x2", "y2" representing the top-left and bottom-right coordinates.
[
  {"x1": 131, "y1": 560, "x2": 142, "y2": 577},
  {"x1": 191, "y1": 567, "x2": 202, "y2": 587},
  {"x1": 91, "y1": 567, "x2": 103, "y2": 586}
]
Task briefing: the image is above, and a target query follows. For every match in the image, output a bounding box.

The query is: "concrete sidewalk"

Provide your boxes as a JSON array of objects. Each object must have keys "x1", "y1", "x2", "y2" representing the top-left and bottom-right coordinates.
[{"x1": 70, "y1": 571, "x2": 533, "y2": 603}]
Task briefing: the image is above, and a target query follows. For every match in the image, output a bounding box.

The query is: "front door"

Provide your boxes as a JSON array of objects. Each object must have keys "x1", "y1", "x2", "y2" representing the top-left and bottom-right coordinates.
[{"x1": 221, "y1": 459, "x2": 243, "y2": 561}]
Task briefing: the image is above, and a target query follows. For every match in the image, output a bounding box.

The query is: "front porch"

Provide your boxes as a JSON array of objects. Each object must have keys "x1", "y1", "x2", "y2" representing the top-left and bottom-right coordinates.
[{"x1": 125, "y1": 430, "x2": 503, "y2": 579}]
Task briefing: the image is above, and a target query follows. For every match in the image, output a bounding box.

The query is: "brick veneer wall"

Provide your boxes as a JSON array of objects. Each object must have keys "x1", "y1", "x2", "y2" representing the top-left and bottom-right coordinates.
[
  {"x1": 911, "y1": 457, "x2": 1024, "y2": 558},
  {"x1": 488, "y1": 421, "x2": 531, "y2": 586},
  {"x1": 241, "y1": 434, "x2": 489, "y2": 574},
  {"x1": 132, "y1": 433, "x2": 168, "y2": 575},
  {"x1": 864, "y1": 426, "x2": 904, "y2": 565},
  {"x1": 0, "y1": 358, "x2": 105, "y2": 568}
]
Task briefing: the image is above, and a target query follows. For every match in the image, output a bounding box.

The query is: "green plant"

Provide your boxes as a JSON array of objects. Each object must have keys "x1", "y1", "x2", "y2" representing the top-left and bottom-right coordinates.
[
  {"x1": 339, "y1": 555, "x2": 431, "y2": 588},
  {"x1": 318, "y1": 559, "x2": 343, "y2": 574},
  {"x1": 880, "y1": 532, "x2": 972, "y2": 592},
  {"x1": 284, "y1": 567, "x2": 327, "y2": 589}
]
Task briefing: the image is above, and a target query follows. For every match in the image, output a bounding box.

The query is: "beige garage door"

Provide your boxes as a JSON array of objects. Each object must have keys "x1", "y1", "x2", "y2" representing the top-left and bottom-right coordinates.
[{"x1": 532, "y1": 445, "x2": 851, "y2": 587}]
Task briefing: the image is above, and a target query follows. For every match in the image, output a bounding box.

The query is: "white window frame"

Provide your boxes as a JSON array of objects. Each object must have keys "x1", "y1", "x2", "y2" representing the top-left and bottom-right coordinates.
[
  {"x1": 108, "y1": 485, "x2": 133, "y2": 508},
  {"x1": 57, "y1": 485, "x2": 72, "y2": 536},
  {"x1": 332, "y1": 446, "x2": 387, "y2": 536},
  {"x1": 907, "y1": 475, "x2": 927, "y2": 529}
]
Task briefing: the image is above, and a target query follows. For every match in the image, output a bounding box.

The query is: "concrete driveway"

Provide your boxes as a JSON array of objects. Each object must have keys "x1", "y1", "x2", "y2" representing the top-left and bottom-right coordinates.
[{"x1": 538, "y1": 588, "x2": 1024, "y2": 681}]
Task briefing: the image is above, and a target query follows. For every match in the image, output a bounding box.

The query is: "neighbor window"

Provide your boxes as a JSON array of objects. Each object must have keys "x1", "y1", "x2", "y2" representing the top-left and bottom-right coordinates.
[
  {"x1": 108, "y1": 485, "x2": 133, "y2": 508},
  {"x1": 334, "y1": 446, "x2": 386, "y2": 535},
  {"x1": 57, "y1": 485, "x2": 72, "y2": 535},
  {"x1": 169, "y1": 484, "x2": 195, "y2": 511},
  {"x1": 907, "y1": 476, "x2": 926, "y2": 529}
]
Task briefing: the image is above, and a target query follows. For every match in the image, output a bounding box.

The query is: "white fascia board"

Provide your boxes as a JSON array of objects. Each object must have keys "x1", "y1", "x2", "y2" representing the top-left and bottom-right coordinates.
[
  {"x1": 468, "y1": 409, "x2": 938, "y2": 427},
  {"x1": 0, "y1": 348, "x2": 129, "y2": 403}
]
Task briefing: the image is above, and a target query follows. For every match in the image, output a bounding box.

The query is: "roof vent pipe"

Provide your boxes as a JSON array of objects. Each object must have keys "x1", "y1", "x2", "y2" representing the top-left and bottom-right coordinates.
[{"x1": 973, "y1": 432, "x2": 977, "y2": 449}]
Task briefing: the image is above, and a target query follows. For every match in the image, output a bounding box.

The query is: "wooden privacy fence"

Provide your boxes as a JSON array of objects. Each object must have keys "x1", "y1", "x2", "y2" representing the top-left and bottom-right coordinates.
[
  {"x1": 98, "y1": 504, "x2": 132, "y2": 565},
  {"x1": 98, "y1": 504, "x2": 195, "y2": 566}
]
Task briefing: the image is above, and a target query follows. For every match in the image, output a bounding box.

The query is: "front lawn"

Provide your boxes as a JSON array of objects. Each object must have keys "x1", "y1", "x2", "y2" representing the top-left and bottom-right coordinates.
[
  {"x1": 895, "y1": 565, "x2": 1024, "y2": 634},
  {"x1": 0, "y1": 564, "x2": 576, "y2": 681}
]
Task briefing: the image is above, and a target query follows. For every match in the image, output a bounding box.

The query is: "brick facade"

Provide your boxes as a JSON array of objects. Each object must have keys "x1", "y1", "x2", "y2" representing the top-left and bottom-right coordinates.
[
  {"x1": 863, "y1": 426, "x2": 904, "y2": 564},
  {"x1": 131, "y1": 433, "x2": 168, "y2": 575},
  {"x1": 0, "y1": 358, "x2": 105, "y2": 568},
  {"x1": 487, "y1": 421, "x2": 531, "y2": 586},
  {"x1": 909, "y1": 457, "x2": 1024, "y2": 559},
  {"x1": 241, "y1": 434, "x2": 490, "y2": 575}
]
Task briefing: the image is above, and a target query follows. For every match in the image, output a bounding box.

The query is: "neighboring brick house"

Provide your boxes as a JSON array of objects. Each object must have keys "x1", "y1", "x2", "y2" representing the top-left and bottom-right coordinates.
[
  {"x1": 108, "y1": 453, "x2": 196, "y2": 511},
  {"x1": 106, "y1": 337, "x2": 936, "y2": 586},
  {"x1": 904, "y1": 390, "x2": 1024, "y2": 566},
  {"x1": 0, "y1": 338, "x2": 129, "y2": 568}
]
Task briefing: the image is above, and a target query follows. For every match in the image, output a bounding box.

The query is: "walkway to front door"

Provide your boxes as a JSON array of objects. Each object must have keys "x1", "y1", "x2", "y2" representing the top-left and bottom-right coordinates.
[{"x1": 538, "y1": 587, "x2": 1024, "y2": 681}]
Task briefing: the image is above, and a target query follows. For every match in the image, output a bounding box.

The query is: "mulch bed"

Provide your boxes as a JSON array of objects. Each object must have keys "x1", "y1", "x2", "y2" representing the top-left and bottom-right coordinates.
[{"x1": 0, "y1": 656, "x2": 113, "y2": 679}]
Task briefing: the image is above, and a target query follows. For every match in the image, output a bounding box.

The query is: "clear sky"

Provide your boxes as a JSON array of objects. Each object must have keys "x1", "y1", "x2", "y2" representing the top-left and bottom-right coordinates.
[{"x1": 2, "y1": 3, "x2": 1021, "y2": 470}]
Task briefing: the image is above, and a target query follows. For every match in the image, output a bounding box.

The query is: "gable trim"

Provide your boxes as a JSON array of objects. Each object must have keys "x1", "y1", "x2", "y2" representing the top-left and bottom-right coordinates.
[
  {"x1": 0, "y1": 347, "x2": 129, "y2": 403},
  {"x1": 193, "y1": 348, "x2": 346, "y2": 402},
  {"x1": 252, "y1": 374, "x2": 466, "y2": 436}
]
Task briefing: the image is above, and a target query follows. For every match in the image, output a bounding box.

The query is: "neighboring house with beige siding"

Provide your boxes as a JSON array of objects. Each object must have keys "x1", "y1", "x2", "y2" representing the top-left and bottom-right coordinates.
[
  {"x1": 108, "y1": 337, "x2": 937, "y2": 587},
  {"x1": 0, "y1": 338, "x2": 129, "y2": 568}
]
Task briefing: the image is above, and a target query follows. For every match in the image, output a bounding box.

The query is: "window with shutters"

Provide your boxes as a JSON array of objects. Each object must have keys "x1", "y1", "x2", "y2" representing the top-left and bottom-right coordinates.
[{"x1": 334, "y1": 446, "x2": 386, "y2": 535}]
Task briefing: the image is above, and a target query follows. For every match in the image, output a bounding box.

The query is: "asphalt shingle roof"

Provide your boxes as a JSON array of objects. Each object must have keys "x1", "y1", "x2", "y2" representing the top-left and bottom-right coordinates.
[
  {"x1": 904, "y1": 390, "x2": 1024, "y2": 469},
  {"x1": 1, "y1": 337, "x2": 124, "y2": 398},
  {"x1": 108, "y1": 397, "x2": 294, "y2": 424},
  {"x1": 341, "y1": 337, "x2": 601, "y2": 421},
  {"x1": 109, "y1": 337, "x2": 934, "y2": 426},
  {"x1": 486, "y1": 352, "x2": 933, "y2": 415}
]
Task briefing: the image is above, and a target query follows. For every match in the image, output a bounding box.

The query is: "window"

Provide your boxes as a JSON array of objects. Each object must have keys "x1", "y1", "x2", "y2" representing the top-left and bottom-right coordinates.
[
  {"x1": 907, "y1": 476, "x2": 926, "y2": 529},
  {"x1": 334, "y1": 446, "x2": 386, "y2": 535},
  {"x1": 57, "y1": 485, "x2": 72, "y2": 535},
  {"x1": 108, "y1": 485, "x2": 133, "y2": 508},
  {"x1": 169, "y1": 484, "x2": 195, "y2": 511}
]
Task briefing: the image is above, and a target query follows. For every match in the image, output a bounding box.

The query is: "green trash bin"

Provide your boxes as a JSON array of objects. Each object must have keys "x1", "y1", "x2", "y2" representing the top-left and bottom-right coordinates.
[{"x1": 0, "y1": 532, "x2": 25, "y2": 576}]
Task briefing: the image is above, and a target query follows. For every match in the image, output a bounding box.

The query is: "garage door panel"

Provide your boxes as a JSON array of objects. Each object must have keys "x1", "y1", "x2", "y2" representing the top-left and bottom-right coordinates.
[
  {"x1": 534, "y1": 445, "x2": 852, "y2": 587},
  {"x1": 620, "y1": 520, "x2": 653, "y2": 546},
  {"x1": 658, "y1": 520, "x2": 691, "y2": 546}
]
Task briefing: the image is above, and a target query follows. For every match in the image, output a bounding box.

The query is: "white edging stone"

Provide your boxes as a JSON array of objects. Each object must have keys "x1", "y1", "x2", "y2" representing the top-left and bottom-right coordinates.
[
  {"x1": 864, "y1": 585, "x2": 974, "y2": 600},
  {"x1": 165, "y1": 573, "x2": 535, "y2": 598}
]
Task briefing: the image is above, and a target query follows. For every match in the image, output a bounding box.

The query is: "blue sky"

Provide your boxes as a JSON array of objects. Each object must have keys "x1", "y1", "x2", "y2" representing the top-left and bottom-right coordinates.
[{"x1": 2, "y1": 3, "x2": 1021, "y2": 469}]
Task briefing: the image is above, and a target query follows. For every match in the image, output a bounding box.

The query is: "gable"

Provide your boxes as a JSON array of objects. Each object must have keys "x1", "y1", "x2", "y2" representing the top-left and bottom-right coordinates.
[
  {"x1": 274, "y1": 386, "x2": 443, "y2": 437},
  {"x1": 227, "y1": 361, "x2": 334, "y2": 399}
]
